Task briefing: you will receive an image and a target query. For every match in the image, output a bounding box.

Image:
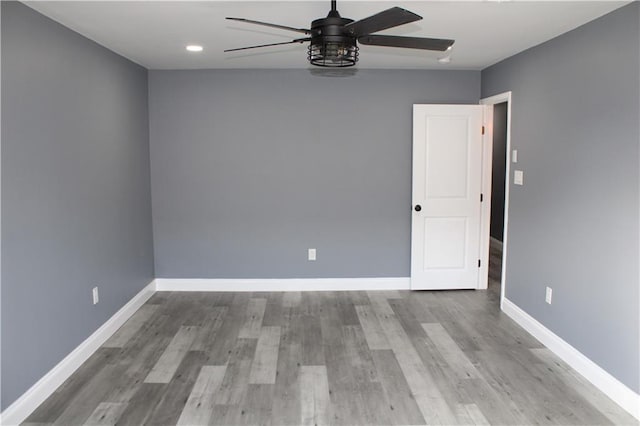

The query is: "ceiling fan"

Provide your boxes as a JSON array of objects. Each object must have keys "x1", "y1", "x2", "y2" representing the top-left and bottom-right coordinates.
[{"x1": 224, "y1": 0, "x2": 455, "y2": 67}]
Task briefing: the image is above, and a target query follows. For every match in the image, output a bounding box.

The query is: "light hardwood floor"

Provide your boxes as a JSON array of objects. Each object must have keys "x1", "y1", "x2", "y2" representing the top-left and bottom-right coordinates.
[{"x1": 24, "y1": 244, "x2": 638, "y2": 425}]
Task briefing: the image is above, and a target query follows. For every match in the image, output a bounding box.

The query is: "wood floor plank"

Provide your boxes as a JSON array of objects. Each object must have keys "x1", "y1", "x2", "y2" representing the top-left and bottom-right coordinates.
[
  {"x1": 342, "y1": 325, "x2": 379, "y2": 384},
  {"x1": 100, "y1": 313, "x2": 188, "y2": 405},
  {"x1": 103, "y1": 305, "x2": 158, "y2": 348},
  {"x1": 238, "y1": 298, "x2": 267, "y2": 339},
  {"x1": 478, "y1": 339, "x2": 610, "y2": 425},
  {"x1": 530, "y1": 347, "x2": 638, "y2": 425},
  {"x1": 421, "y1": 322, "x2": 480, "y2": 380},
  {"x1": 282, "y1": 291, "x2": 301, "y2": 308},
  {"x1": 191, "y1": 306, "x2": 228, "y2": 351},
  {"x1": 301, "y1": 314, "x2": 324, "y2": 366},
  {"x1": 370, "y1": 294, "x2": 458, "y2": 425},
  {"x1": 463, "y1": 349, "x2": 560, "y2": 424},
  {"x1": 82, "y1": 402, "x2": 127, "y2": 426},
  {"x1": 387, "y1": 297, "x2": 470, "y2": 412},
  {"x1": 354, "y1": 381, "x2": 393, "y2": 426},
  {"x1": 300, "y1": 366, "x2": 331, "y2": 426},
  {"x1": 236, "y1": 384, "x2": 274, "y2": 426},
  {"x1": 371, "y1": 349, "x2": 426, "y2": 426},
  {"x1": 176, "y1": 365, "x2": 227, "y2": 426},
  {"x1": 25, "y1": 348, "x2": 120, "y2": 423},
  {"x1": 214, "y1": 338, "x2": 257, "y2": 405},
  {"x1": 347, "y1": 290, "x2": 372, "y2": 306},
  {"x1": 145, "y1": 351, "x2": 209, "y2": 426},
  {"x1": 108, "y1": 310, "x2": 179, "y2": 369},
  {"x1": 461, "y1": 403, "x2": 490, "y2": 425},
  {"x1": 270, "y1": 302, "x2": 303, "y2": 425},
  {"x1": 248, "y1": 326, "x2": 281, "y2": 384},
  {"x1": 341, "y1": 324, "x2": 392, "y2": 425},
  {"x1": 206, "y1": 293, "x2": 250, "y2": 364},
  {"x1": 366, "y1": 293, "x2": 396, "y2": 316},
  {"x1": 367, "y1": 290, "x2": 403, "y2": 300},
  {"x1": 334, "y1": 291, "x2": 361, "y2": 325},
  {"x1": 111, "y1": 383, "x2": 165, "y2": 426},
  {"x1": 457, "y1": 376, "x2": 531, "y2": 425},
  {"x1": 506, "y1": 347, "x2": 616, "y2": 425},
  {"x1": 52, "y1": 363, "x2": 127, "y2": 425},
  {"x1": 321, "y1": 302, "x2": 368, "y2": 425},
  {"x1": 208, "y1": 404, "x2": 240, "y2": 426},
  {"x1": 271, "y1": 342, "x2": 301, "y2": 425},
  {"x1": 355, "y1": 304, "x2": 391, "y2": 350},
  {"x1": 262, "y1": 292, "x2": 284, "y2": 326},
  {"x1": 144, "y1": 325, "x2": 198, "y2": 383}
]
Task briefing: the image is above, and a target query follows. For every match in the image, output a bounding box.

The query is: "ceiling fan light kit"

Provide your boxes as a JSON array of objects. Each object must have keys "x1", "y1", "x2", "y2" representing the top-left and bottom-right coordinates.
[
  {"x1": 225, "y1": 0, "x2": 455, "y2": 68},
  {"x1": 308, "y1": 12, "x2": 359, "y2": 67},
  {"x1": 308, "y1": 40, "x2": 359, "y2": 67}
]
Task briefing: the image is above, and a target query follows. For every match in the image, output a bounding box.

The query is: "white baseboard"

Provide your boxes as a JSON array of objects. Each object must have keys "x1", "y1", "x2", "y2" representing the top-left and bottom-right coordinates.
[
  {"x1": 502, "y1": 298, "x2": 640, "y2": 420},
  {"x1": 0, "y1": 281, "x2": 156, "y2": 426},
  {"x1": 155, "y1": 277, "x2": 411, "y2": 292}
]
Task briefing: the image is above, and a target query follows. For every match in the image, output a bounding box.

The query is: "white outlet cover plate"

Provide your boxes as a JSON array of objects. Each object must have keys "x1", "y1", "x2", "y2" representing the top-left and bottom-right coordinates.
[
  {"x1": 512, "y1": 149, "x2": 518, "y2": 163},
  {"x1": 308, "y1": 248, "x2": 316, "y2": 261}
]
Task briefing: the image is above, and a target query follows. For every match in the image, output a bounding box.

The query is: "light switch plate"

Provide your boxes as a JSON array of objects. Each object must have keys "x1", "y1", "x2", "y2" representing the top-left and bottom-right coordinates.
[
  {"x1": 514, "y1": 170, "x2": 524, "y2": 185},
  {"x1": 308, "y1": 248, "x2": 316, "y2": 261},
  {"x1": 512, "y1": 149, "x2": 518, "y2": 163}
]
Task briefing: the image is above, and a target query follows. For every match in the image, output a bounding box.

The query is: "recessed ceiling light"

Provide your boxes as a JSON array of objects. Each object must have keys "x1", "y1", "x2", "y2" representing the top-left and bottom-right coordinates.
[
  {"x1": 438, "y1": 56, "x2": 451, "y2": 64},
  {"x1": 186, "y1": 45, "x2": 203, "y2": 52}
]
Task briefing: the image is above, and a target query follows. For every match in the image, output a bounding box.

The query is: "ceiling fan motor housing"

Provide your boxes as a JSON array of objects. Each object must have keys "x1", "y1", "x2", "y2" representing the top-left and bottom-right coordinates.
[{"x1": 308, "y1": 15, "x2": 358, "y2": 67}]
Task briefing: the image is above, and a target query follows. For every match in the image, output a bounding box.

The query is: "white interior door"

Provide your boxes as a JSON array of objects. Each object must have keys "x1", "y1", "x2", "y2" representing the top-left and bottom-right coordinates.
[{"x1": 411, "y1": 104, "x2": 486, "y2": 290}]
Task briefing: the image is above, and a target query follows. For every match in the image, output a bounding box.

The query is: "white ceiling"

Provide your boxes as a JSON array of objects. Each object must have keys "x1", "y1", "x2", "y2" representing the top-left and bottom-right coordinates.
[{"x1": 25, "y1": 1, "x2": 627, "y2": 70}]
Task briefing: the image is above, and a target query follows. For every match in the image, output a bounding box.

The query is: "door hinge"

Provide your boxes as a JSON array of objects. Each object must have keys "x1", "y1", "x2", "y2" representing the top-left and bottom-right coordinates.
[
  {"x1": 481, "y1": 125, "x2": 485, "y2": 135},
  {"x1": 478, "y1": 259, "x2": 481, "y2": 268},
  {"x1": 480, "y1": 193, "x2": 484, "y2": 202}
]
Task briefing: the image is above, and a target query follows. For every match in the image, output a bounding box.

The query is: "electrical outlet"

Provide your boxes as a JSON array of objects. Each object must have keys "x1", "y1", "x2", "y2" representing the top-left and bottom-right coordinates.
[
  {"x1": 92, "y1": 286, "x2": 99, "y2": 305},
  {"x1": 308, "y1": 248, "x2": 316, "y2": 261},
  {"x1": 545, "y1": 286, "x2": 552, "y2": 304}
]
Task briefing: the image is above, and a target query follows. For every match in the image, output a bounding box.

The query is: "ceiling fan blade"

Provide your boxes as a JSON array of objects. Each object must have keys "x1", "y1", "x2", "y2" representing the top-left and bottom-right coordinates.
[
  {"x1": 358, "y1": 35, "x2": 454, "y2": 52},
  {"x1": 226, "y1": 17, "x2": 311, "y2": 35},
  {"x1": 224, "y1": 38, "x2": 311, "y2": 53},
  {"x1": 344, "y1": 7, "x2": 422, "y2": 37}
]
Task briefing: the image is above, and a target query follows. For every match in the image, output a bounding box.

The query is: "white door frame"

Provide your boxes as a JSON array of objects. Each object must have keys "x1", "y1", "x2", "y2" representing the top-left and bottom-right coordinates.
[
  {"x1": 478, "y1": 105, "x2": 493, "y2": 290},
  {"x1": 480, "y1": 91, "x2": 512, "y2": 309}
]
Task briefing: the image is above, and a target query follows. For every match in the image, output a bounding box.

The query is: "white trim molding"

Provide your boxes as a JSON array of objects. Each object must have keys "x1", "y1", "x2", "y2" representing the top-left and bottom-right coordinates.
[
  {"x1": 155, "y1": 277, "x2": 410, "y2": 292},
  {"x1": 480, "y1": 91, "x2": 512, "y2": 311},
  {"x1": 502, "y1": 298, "x2": 640, "y2": 420},
  {"x1": 477, "y1": 104, "x2": 494, "y2": 291},
  {"x1": 0, "y1": 281, "x2": 156, "y2": 426}
]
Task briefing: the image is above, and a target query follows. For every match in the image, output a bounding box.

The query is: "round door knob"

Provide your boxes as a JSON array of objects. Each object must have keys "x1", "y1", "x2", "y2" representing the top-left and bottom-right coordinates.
[{"x1": 414, "y1": 205, "x2": 422, "y2": 212}]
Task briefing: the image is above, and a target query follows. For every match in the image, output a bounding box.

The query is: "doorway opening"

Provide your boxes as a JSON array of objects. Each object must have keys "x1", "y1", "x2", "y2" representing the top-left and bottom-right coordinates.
[{"x1": 480, "y1": 92, "x2": 512, "y2": 309}]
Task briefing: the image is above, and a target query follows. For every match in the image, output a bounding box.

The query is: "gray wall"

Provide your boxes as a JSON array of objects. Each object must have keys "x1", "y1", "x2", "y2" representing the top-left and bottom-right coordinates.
[
  {"x1": 482, "y1": 2, "x2": 639, "y2": 393},
  {"x1": 1, "y1": 2, "x2": 154, "y2": 409},
  {"x1": 149, "y1": 69, "x2": 480, "y2": 279},
  {"x1": 490, "y1": 102, "x2": 507, "y2": 241}
]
